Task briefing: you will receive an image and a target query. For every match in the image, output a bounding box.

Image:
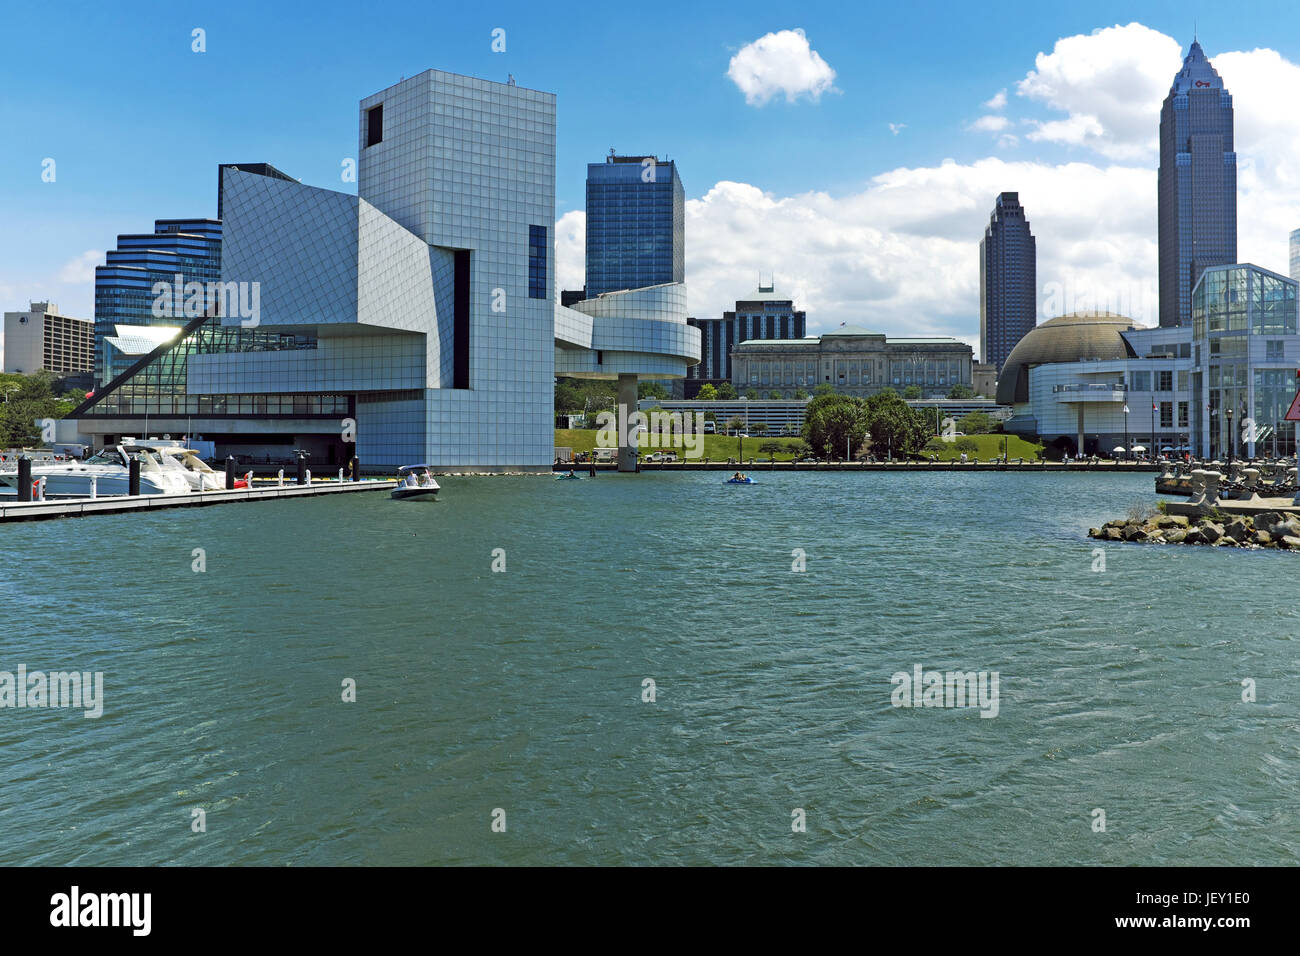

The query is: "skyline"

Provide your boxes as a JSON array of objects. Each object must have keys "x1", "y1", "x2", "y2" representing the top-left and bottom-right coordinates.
[{"x1": 3, "y1": 2, "x2": 1300, "y2": 359}]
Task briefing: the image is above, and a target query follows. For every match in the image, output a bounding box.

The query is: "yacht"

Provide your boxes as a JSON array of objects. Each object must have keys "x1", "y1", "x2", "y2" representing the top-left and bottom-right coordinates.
[
  {"x1": 0, "y1": 445, "x2": 191, "y2": 497},
  {"x1": 134, "y1": 442, "x2": 224, "y2": 491}
]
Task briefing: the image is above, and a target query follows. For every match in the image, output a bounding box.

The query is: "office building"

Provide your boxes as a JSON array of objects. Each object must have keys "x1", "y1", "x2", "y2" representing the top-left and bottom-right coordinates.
[
  {"x1": 1158, "y1": 40, "x2": 1236, "y2": 328},
  {"x1": 686, "y1": 283, "x2": 807, "y2": 396},
  {"x1": 979, "y1": 192, "x2": 1037, "y2": 373},
  {"x1": 584, "y1": 153, "x2": 684, "y2": 298},
  {"x1": 3, "y1": 302, "x2": 94, "y2": 382},
  {"x1": 1290, "y1": 228, "x2": 1300, "y2": 282}
]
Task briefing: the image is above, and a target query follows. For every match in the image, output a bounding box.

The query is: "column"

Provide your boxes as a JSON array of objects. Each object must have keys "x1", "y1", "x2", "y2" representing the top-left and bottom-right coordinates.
[{"x1": 618, "y1": 373, "x2": 638, "y2": 473}]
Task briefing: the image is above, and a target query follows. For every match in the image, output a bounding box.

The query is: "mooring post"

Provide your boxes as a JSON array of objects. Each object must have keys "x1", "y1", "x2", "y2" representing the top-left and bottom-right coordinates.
[
  {"x1": 36, "y1": 477, "x2": 46, "y2": 501},
  {"x1": 224, "y1": 456, "x2": 235, "y2": 490},
  {"x1": 338, "y1": 468, "x2": 344, "y2": 482},
  {"x1": 16, "y1": 457, "x2": 31, "y2": 502},
  {"x1": 297, "y1": 453, "x2": 307, "y2": 486},
  {"x1": 89, "y1": 475, "x2": 97, "y2": 499},
  {"x1": 128, "y1": 457, "x2": 141, "y2": 496},
  {"x1": 277, "y1": 469, "x2": 285, "y2": 487}
]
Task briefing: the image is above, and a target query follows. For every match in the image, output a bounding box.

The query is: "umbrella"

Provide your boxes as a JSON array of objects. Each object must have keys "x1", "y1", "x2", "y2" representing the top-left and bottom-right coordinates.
[
  {"x1": 1160, "y1": 446, "x2": 1174, "y2": 452},
  {"x1": 1111, "y1": 446, "x2": 1126, "y2": 454},
  {"x1": 1131, "y1": 445, "x2": 1147, "y2": 452}
]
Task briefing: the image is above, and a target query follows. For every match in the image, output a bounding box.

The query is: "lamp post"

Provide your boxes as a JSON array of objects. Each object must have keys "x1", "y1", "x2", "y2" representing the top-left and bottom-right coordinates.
[
  {"x1": 1226, "y1": 406, "x2": 1234, "y2": 466},
  {"x1": 1123, "y1": 403, "x2": 1130, "y2": 463}
]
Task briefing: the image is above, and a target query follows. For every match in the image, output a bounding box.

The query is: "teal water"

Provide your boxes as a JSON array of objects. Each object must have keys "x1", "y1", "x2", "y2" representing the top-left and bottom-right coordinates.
[{"x1": 1, "y1": 471, "x2": 1297, "y2": 865}]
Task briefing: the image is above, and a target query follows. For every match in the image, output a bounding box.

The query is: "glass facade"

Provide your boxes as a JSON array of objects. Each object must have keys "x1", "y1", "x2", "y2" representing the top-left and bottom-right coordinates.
[
  {"x1": 1191, "y1": 264, "x2": 1299, "y2": 457},
  {"x1": 585, "y1": 156, "x2": 684, "y2": 297},
  {"x1": 93, "y1": 219, "x2": 222, "y2": 385},
  {"x1": 76, "y1": 316, "x2": 349, "y2": 420},
  {"x1": 528, "y1": 224, "x2": 547, "y2": 299},
  {"x1": 1291, "y1": 228, "x2": 1300, "y2": 283}
]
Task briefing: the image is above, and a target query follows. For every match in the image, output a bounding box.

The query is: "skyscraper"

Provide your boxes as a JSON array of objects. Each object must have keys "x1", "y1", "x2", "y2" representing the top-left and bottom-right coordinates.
[
  {"x1": 979, "y1": 192, "x2": 1036, "y2": 374},
  {"x1": 1290, "y1": 228, "x2": 1300, "y2": 282},
  {"x1": 1158, "y1": 40, "x2": 1236, "y2": 328},
  {"x1": 585, "y1": 153, "x2": 684, "y2": 298}
]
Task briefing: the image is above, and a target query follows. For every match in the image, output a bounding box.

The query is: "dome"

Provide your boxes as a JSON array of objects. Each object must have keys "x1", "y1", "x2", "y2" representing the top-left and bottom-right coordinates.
[{"x1": 995, "y1": 312, "x2": 1145, "y2": 405}]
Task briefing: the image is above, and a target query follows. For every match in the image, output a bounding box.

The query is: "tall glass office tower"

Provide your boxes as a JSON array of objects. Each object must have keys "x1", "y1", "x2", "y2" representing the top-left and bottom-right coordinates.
[
  {"x1": 585, "y1": 153, "x2": 684, "y2": 298},
  {"x1": 1158, "y1": 40, "x2": 1236, "y2": 328},
  {"x1": 92, "y1": 219, "x2": 222, "y2": 384},
  {"x1": 979, "y1": 192, "x2": 1036, "y2": 373},
  {"x1": 1290, "y1": 228, "x2": 1300, "y2": 282}
]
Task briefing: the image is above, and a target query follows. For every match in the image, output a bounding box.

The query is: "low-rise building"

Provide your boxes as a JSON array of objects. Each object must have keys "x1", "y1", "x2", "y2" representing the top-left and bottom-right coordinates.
[{"x1": 3, "y1": 302, "x2": 94, "y2": 381}]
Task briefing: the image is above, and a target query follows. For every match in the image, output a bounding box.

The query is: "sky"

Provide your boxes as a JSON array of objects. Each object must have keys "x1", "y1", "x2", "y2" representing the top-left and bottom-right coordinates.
[{"x1": 3, "y1": 0, "x2": 1300, "y2": 362}]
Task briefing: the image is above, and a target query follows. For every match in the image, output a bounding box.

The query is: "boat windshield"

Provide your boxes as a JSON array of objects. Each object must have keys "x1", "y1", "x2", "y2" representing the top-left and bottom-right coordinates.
[{"x1": 85, "y1": 449, "x2": 123, "y2": 466}]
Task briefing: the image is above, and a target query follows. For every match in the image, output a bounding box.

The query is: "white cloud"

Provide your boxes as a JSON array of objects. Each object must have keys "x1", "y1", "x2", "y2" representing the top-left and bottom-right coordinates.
[
  {"x1": 727, "y1": 28, "x2": 838, "y2": 106},
  {"x1": 997, "y1": 134, "x2": 1020, "y2": 150},
  {"x1": 57, "y1": 250, "x2": 102, "y2": 284},
  {"x1": 969, "y1": 115, "x2": 1011, "y2": 133},
  {"x1": 555, "y1": 210, "x2": 585, "y2": 295},
  {"x1": 984, "y1": 89, "x2": 1008, "y2": 110},
  {"x1": 888, "y1": 122, "x2": 907, "y2": 136},
  {"x1": 1017, "y1": 22, "x2": 1182, "y2": 160}
]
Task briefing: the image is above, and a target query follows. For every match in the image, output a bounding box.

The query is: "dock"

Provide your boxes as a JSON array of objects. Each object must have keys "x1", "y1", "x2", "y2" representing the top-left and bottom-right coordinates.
[{"x1": 0, "y1": 479, "x2": 397, "y2": 523}]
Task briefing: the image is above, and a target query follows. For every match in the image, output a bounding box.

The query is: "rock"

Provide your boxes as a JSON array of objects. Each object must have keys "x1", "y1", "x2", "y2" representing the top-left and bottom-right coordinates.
[
  {"x1": 1103, "y1": 527, "x2": 1123, "y2": 541},
  {"x1": 1251, "y1": 531, "x2": 1273, "y2": 547},
  {"x1": 1200, "y1": 522, "x2": 1224, "y2": 543},
  {"x1": 1184, "y1": 527, "x2": 1205, "y2": 545},
  {"x1": 1268, "y1": 517, "x2": 1300, "y2": 538},
  {"x1": 1123, "y1": 525, "x2": 1148, "y2": 542},
  {"x1": 1088, "y1": 527, "x2": 1100, "y2": 538},
  {"x1": 1254, "y1": 511, "x2": 1281, "y2": 529},
  {"x1": 1281, "y1": 535, "x2": 1300, "y2": 550},
  {"x1": 1225, "y1": 519, "x2": 1250, "y2": 542},
  {"x1": 1165, "y1": 530, "x2": 1187, "y2": 544},
  {"x1": 1146, "y1": 530, "x2": 1165, "y2": 543}
]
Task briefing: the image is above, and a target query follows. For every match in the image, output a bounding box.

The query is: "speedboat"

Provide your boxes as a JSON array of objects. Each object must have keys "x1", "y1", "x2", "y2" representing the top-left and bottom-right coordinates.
[
  {"x1": 136, "y1": 442, "x2": 224, "y2": 491},
  {"x1": 391, "y1": 464, "x2": 440, "y2": 500},
  {"x1": 0, "y1": 445, "x2": 191, "y2": 497}
]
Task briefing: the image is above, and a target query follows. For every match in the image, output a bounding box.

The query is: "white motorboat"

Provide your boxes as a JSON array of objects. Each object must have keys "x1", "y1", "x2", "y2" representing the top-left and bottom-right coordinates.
[
  {"x1": 0, "y1": 445, "x2": 191, "y2": 497},
  {"x1": 391, "y1": 465, "x2": 440, "y2": 500},
  {"x1": 135, "y1": 442, "x2": 225, "y2": 491}
]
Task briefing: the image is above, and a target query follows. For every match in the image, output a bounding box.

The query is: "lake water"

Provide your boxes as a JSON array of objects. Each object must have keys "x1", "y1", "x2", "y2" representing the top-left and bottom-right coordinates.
[{"x1": 2, "y1": 471, "x2": 1296, "y2": 865}]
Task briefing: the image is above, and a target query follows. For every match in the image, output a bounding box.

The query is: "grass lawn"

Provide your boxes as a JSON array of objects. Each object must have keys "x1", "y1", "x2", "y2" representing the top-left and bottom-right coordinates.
[
  {"x1": 555, "y1": 429, "x2": 808, "y2": 461},
  {"x1": 923, "y1": 434, "x2": 1043, "y2": 461}
]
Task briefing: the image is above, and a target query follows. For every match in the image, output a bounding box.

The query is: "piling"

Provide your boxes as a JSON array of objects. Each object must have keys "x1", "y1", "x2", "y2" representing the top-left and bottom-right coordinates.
[
  {"x1": 128, "y1": 457, "x2": 141, "y2": 496},
  {"x1": 16, "y1": 457, "x2": 31, "y2": 502}
]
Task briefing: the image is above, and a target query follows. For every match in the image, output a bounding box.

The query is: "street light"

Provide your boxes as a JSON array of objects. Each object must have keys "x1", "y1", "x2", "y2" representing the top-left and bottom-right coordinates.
[
  {"x1": 1123, "y1": 403, "x2": 1130, "y2": 462},
  {"x1": 1226, "y1": 406, "x2": 1234, "y2": 466}
]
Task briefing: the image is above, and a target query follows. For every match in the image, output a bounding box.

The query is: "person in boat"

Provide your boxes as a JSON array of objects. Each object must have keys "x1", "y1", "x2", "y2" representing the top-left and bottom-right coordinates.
[
  {"x1": 567, "y1": 469, "x2": 576, "y2": 477},
  {"x1": 732, "y1": 471, "x2": 741, "y2": 480}
]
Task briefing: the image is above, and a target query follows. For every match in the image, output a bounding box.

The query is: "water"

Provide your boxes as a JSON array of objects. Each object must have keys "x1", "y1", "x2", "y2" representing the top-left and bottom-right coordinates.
[{"x1": 1, "y1": 471, "x2": 1297, "y2": 865}]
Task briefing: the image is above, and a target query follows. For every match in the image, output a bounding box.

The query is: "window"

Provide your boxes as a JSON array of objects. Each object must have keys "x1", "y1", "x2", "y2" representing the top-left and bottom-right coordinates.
[
  {"x1": 528, "y1": 225, "x2": 547, "y2": 299},
  {"x1": 1178, "y1": 401, "x2": 1189, "y2": 428},
  {"x1": 1160, "y1": 402, "x2": 1173, "y2": 428},
  {"x1": 1267, "y1": 339, "x2": 1284, "y2": 360},
  {"x1": 1157, "y1": 370, "x2": 1172, "y2": 391},
  {"x1": 366, "y1": 104, "x2": 383, "y2": 147}
]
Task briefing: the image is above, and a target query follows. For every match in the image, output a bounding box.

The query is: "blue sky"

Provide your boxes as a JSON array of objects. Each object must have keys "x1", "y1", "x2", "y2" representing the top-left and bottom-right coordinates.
[{"x1": 4, "y1": 0, "x2": 1300, "y2": 346}]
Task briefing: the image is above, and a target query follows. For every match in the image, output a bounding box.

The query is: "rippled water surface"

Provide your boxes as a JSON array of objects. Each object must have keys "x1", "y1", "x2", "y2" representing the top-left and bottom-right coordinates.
[{"x1": 1, "y1": 471, "x2": 1297, "y2": 865}]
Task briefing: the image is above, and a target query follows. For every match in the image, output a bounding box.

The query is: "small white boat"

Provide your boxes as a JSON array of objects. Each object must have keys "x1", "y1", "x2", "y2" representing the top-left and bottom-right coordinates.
[
  {"x1": 134, "y1": 441, "x2": 225, "y2": 491},
  {"x1": 391, "y1": 465, "x2": 440, "y2": 500}
]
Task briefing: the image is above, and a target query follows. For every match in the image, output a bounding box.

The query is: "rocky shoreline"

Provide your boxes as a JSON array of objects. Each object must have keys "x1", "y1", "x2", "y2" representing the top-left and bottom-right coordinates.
[{"x1": 1089, "y1": 510, "x2": 1300, "y2": 549}]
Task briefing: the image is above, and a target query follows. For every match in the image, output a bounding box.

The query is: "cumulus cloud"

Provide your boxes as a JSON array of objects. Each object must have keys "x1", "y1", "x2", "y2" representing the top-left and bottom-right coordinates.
[
  {"x1": 727, "y1": 28, "x2": 838, "y2": 105},
  {"x1": 888, "y1": 122, "x2": 907, "y2": 135},
  {"x1": 57, "y1": 250, "x2": 102, "y2": 284},
  {"x1": 969, "y1": 115, "x2": 1011, "y2": 132},
  {"x1": 1017, "y1": 22, "x2": 1182, "y2": 159},
  {"x1": 984, "y1": 89, "x2": 1008, "y2": 110}
]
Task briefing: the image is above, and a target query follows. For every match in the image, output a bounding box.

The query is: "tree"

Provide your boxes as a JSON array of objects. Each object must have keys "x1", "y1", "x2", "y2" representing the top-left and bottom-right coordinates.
[
  {"x1": 716, "y1": 382, "x2": 738, "y2": 400},
  {"x1": 956, "y1": 411, "x2": 996, "y2": 435},
  {"x1": 638, "y1": 381, "x2": 668, "y2": 401},
  {"x1": 785, "y1": 439, "x2": 809, "y2": 458},
  {"x1": 768, "y1": 390, "x2": 782, "y2": 400},
  {"x1": 947, "y1": 383, "x2": 975, "y2": 399},
  {"x1": 744, "y1": 388, "x2": 760, "y2": 400},
  {"x1": 696, "y1": 383, "x2": 718, "y2": 401},
  {"x1": 802, "y1": 393, "x2": 870, "y2": 459},
  {"x1": 759, "y1": 441, "x2": 783, "y2": 460},
  {"x1": 902, "y1": 385, "x2": 922, "y2": 400},
  {"x1": 750, "y1": 422, "x2": 768, "y2": 436},
  {"x1": 793, "y1": 389, "x2": 808, "y2": 400},
  {"x1": 812, "y1": 383, "x2": 835, "y2": 397},
  {"x1": 725, "y1": 416, "x2": 745, "y2": 435},
  {"x1": 864, "y1": 389, "x2": 931, "y2": 457}
]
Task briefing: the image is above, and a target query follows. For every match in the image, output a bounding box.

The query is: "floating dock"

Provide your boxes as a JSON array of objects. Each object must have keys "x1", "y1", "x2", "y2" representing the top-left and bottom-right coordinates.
[{"x1": 0, "y1": 479, "x2": 397, "y2": 523}]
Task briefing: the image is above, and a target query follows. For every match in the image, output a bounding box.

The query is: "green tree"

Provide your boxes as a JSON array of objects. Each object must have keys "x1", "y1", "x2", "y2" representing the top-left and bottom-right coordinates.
[
  {"x1": 749, "y1": 422, "x2": 767, "y2": 436},
  {"x1": 759, "y1": 441, "x2": 783, "y2": 460},
  {"x1": 793, "y1": 389, "x2": 808, "y2": 400},
  {"x1": 768, "y1": 390, "x2": 782, "y2": 400},
  {"x1": 864, "y1": 389, "x2": 930, "y2": 457},
  {"x1": 956, "y1": 411, "x2": 996, "y2": 435},
  {"x1": 802, "y1": 393, "x2": 870, "y2": 459},
  {"x1": 902, "y1": 385, "x2": 922, "y2": 400},
  {"x1": 785, "y1": 439, "x2": 809, "y2": 458},
  {"x1": 744, "y1": 388, "x2": 760, "y2": 400},
  {"x1": 638, "y1": 381, "x2": 668, "y2": 401},
  {"x1": 716, "y1": 382, "x2": 738, "y2": 400},
  {"x1": 812, "y1": 383, "x2": 835, "y2": 397},
  {"x1": 696, "y1": 383, "x2": 718, "y2": 401},
  {"x1": 947, "y1": 383, "x2": 975, "y2": 399}
]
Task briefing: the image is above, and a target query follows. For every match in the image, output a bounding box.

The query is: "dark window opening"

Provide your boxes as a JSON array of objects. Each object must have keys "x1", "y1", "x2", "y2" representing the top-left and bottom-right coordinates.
[
  {"x1": 528, "y1": 225, "x2": 547, "y2": 299},
  {"x1": 366, "y1": 104, "x2": 383, "y2": 147},
  {"x1": 453, "y1": 249, "x2": 470, "y2": 389}
]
